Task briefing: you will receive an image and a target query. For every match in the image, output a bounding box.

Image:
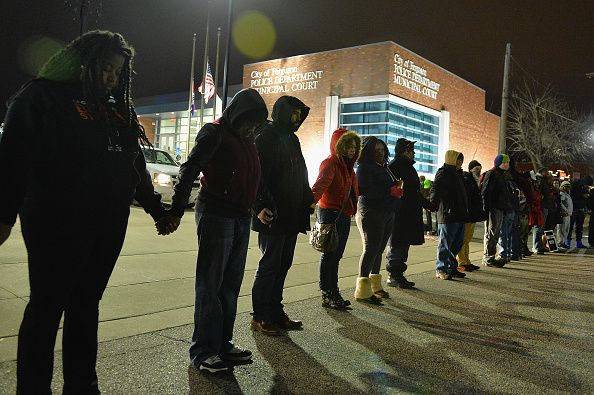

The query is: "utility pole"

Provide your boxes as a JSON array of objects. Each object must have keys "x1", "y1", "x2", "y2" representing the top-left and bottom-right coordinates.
[
  {"x1": 79, "y1": 0, "x2": 87, "y2": 36},
  {"x1": 498, "y1": 43, "x2": 511, "y2": 154}
]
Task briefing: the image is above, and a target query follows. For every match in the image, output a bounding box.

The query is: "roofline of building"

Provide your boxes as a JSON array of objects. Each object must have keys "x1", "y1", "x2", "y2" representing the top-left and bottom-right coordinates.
[{"x1": 244, "y1": 41, "x2": 486, "y2": 93}]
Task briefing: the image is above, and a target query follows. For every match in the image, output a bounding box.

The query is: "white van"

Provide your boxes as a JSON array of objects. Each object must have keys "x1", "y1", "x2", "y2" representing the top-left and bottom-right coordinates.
[{"x1": 141, "y1": 147, "x2": 199, "y2": 206}]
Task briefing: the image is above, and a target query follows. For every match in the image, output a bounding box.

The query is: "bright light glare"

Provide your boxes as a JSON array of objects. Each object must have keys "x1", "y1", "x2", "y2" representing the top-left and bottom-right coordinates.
[{"x1": 233, "y1": 11, "x2": 276, "y2": 59}]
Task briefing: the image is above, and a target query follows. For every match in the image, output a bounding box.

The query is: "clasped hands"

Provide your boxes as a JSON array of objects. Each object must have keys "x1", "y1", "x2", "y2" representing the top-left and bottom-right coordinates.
[{"x1": 155, "y1": 214, "x2": 181, "y2": 235}]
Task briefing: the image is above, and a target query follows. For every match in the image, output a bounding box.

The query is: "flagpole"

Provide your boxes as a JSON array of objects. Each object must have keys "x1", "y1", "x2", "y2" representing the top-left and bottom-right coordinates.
[
  {"x1": 186, "y1": 33, "x2": 197, "y2": 161},
  {"x1": 221, "y1": 0, "x2": 233, "y2": 110},
  {"x1": 213, "y1": 27, "x2": 221, "y2": 122},
  {"x1": 199, "y1": 5, "x2": 211, "y2": 132}
]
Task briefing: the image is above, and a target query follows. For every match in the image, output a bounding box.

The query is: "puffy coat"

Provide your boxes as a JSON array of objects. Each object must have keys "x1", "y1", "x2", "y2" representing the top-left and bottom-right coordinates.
[
  {"x1": 311, "y1": 128, "x2": 360, "y2": 216},
  {"x1": 430, "y1": 150, "x2": 469, "y2": 224},
  {"x1": 481, "y1": 166, "x2": 514, "y2": 212}
]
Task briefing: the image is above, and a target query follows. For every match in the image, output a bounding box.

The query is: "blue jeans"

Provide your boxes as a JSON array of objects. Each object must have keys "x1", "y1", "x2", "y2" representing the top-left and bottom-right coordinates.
[
  {"x1": 532, "y1": 208, "x2": 549, "y2": 251},
  {"x1": 497, "y1": 210, "x2": 515, "y2": 259},
  {"x1": 252, "y1": 232, "x2": 298, "y2": 322},
  {"x1": 189, "y1": 211, "x2": 250, "y2": 364},
  {"x1": 318, "y1": 208, "x2": 351, "y2": 291},
  {"x1": 436, "y1": 222, "x2": 465, "y2": 274}
]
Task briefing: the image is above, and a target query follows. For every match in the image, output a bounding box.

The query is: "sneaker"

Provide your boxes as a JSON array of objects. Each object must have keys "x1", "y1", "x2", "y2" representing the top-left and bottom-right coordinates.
[
  {"x1": 483, "y1": 259, "x2": 504, "y2": 268},
  {"x1": 576, "y1": 240, "x2": 588, "y2": 249},
  {"x1": 435, "y1": 271, "x2": 451, "y2": 280},
  {"x1": 199, "y1": 355, "x2": 228, "y2": 373},
  {"x1": 565, "y1": 239, "x2": 571, "y2": 248},
  {"x1": 523, "y1": 250, "x2": 534, "y2": 257},
  {"x1": 356, "y1": 294, "x2": 383, "y2": 305},
  {"x1": 457, "y1": 265, "x2": 473, "y2": 272},
  {"x1": 469, "y1": 264, "x2": 481, "y2": 271},
  {"x1": 449, "y1": 270, "x2": 466, "y2": 278},
  {"x1": 221, "y1": 346, "x2": 252, "y2": 362}
]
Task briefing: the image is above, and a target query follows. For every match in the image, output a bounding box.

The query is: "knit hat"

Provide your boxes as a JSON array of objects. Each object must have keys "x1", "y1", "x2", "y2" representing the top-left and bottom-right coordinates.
[
  {"x1": 468, "y1": 160, "x2": 481, "y2": 171},
  {"x1": 494, "y1": 154, "x2": 510, "y2": 167},
  {"x1": 560, "y1": 180, "x2": 571, "y2": 189},
  {"x1": 423, "y1": 179, "x2": 432, "y2": 189}
]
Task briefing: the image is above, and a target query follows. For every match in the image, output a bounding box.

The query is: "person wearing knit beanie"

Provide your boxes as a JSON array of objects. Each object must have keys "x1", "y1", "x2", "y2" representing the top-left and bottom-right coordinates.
[
  {"x1": 494, "y1": 154, "x2": 510, "y2": 168},
  {"x1": 468, "y1": 160, "x2": 481, "y2": 171}
]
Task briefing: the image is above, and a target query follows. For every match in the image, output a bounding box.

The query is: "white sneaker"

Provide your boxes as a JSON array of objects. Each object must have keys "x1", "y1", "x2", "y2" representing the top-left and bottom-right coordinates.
[{"x1": 199, "y1": 355, "x2": 228, "y2": 373}]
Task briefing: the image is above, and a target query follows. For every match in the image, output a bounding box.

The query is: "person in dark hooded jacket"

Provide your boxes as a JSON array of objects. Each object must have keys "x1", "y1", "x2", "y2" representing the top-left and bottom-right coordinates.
[
  {"x1": 430, "y1": 150, "x2": 469, "y2": 280},
  {"x1": 456, "y1": 160, "x2": 485, "y2": 271},
  {"x1": 0, "y1": 31, "x2": 168, "y2": 393},
  {"x1": 385, "y1": 138, "x2": 433, "y2": 288},
  {"x1": 169, "y1": 88, "x2": 268, "y2": 373},
  {"x1": 251, "y1": 95, "x2": 314, "y2": 335},
  {"x1": 311, "y1": 128, "x2": 361, "y2": 309}
]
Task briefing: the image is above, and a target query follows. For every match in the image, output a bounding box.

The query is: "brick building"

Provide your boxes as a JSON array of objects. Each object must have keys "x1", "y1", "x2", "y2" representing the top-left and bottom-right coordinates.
[{"x1": 244, "y1": 41, "x2": 500, "y2": 182}]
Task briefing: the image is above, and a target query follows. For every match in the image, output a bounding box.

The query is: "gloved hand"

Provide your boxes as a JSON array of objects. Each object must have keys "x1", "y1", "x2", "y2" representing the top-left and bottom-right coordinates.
[{"x1": 390, "y1": 185, "x2": 404, "y2": 198}]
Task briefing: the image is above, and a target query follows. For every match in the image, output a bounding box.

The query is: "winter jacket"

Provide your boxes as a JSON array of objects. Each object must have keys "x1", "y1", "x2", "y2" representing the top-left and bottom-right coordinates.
[
  {"x1": 388, "y1": 155, "x2": 432, "y2": 245},
  {"x1": 462, "y1": 171, "x2": 486, "y2": 223},
  {"x1": 480, "y1": 166, "x2": 514, "y2": 212},
  {"x1": 252, "y1": 96, "x2": 314, "y2": 234},
  {"x1": 430, "y1": 150, "x2": 469, "y2": 223},
  {"x1": 171, "y1": 88, "x2": 267, "y2": 218},
  {"x1": 355, "y1": 136, "x2": 402, "y2": 212},
  {"x1": 559, "y1": 190, "x2": 573, "y2": 217},
  {"x1": 311, "y1": 128, "x2": 360, "y2": 217},
  {"x1": 0, "y1": 79, "x2": 164, "y2": 226},
  {"x1": 571, "y1": 177, "x2": 593, "y2": 211}
]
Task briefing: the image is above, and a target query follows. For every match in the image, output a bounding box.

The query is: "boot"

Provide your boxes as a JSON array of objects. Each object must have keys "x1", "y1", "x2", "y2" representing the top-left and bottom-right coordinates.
[
  {"x1": 333, "y1": 287, "x2": 351, "y2": 306},
  {"x1": 355, "y1": 277, "x2": 382, "y2": 305},
  {"x1": 322, "y1": 289, "x2": 347, "y2": 309},
  {"x1": 387, "y1": 274, "x2": 415, "y2": 289},
  {"x1": 370, "y1": 274, "x2": 389, "y2": 299},
  {"x1": 576, "y1": 240, "x2": 588, "y2": 249}
]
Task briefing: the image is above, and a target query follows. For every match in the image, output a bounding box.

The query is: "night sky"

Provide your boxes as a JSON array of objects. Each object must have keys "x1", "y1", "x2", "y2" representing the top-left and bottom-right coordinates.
[{"x1": 2, "y1": 0, "x2": 593, "y2": 120}]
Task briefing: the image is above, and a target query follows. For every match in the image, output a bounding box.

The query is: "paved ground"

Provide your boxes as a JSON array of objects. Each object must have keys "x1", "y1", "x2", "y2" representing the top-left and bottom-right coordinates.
[{"x1": 1, "y1": 207, "x2": 593, "y2": 394}]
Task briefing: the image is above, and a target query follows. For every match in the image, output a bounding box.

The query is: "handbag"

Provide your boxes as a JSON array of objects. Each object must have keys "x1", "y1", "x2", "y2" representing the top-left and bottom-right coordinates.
[{"x1": 309, "y1": 174, "x2": 353, "y2": 253}]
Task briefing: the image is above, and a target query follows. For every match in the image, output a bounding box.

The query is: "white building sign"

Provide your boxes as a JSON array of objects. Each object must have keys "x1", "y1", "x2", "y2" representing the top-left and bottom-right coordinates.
[
  {"x1": 250, "y1": 67, "x2": 323, "y2": 95},
  {"x1": 393, "y1": 53, "x2": 440, "y2": 100}
]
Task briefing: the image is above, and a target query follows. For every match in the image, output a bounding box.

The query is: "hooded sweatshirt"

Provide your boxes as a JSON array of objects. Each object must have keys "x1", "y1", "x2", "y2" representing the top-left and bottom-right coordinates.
[
  {"x1": 311, "y1": 128, "x2": 361, "y2": 217},
  {"x1": 430, "y1": 150, "x2": 468, "y2": 223},
  {"x1": 0, "y1": 79, "x2": 165, "y2": 226},
  {"x1": 252, "y1": 95, "x2": 314, "y2": 234},
  {"x1": 171, "y1": 88, "x2": 268, "y2": 218}
]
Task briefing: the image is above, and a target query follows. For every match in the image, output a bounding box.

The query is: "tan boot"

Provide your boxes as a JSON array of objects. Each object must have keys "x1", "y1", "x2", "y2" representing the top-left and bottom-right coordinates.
[
  {"x1": 370, "y1": 273, "x2": 389, "y2": 299},
  {"x1": 355, "y1": 277, "x2": 382, "y2": 305}
]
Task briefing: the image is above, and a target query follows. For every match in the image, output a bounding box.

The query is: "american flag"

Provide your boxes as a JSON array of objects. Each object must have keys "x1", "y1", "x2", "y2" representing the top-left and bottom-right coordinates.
[
  {"x1": 198, "y1": 62, "x2": 215, "y2": 104},
  {"x1": 190, "y1": 79, "x2": 196, "y2": 116}
]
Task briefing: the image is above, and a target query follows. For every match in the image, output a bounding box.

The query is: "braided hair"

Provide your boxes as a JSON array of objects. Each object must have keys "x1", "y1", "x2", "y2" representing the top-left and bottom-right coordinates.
[{"x1": 37, "y1": 30, "x2": 151, "y2": 147}]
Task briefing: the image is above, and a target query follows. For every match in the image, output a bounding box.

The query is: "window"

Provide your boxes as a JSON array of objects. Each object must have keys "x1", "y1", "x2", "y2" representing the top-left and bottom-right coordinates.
[{"x1": 340, "y1": 97, "x2": 440, "y2": 175}]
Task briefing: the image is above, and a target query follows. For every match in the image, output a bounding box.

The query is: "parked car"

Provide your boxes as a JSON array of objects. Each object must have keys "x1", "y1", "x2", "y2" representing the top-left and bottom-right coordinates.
[{"x1": 141, "y1": 147, "x2": 199, "y2": 206}]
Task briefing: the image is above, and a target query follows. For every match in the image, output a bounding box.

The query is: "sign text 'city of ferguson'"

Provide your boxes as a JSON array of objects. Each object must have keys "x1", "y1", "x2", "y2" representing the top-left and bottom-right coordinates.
[
  {"x1": 393, "y1": 53, "x2": 440, "y2": 99},
  {"x1": 250, "y1": 66, "x2": 323, "y2": 95}
]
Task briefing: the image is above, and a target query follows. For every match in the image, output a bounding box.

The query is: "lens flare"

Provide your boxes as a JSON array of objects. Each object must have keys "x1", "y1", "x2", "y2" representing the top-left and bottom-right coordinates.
[
  {"x1": 233, "y1": 11, "x2": 276, "y2": 59},
  {"x1": 18, "y1": 36, "x2": 65, "y2": 76}
]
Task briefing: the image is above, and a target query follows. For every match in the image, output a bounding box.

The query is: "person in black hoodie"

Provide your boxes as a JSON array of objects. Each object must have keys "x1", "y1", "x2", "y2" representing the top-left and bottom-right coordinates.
[
  {"x1": 168, "y1": 88, "x2": 268, "y2": 373},
  {"x1": 430, "y1": 150, "x2": 469, "y2": 280},
  {"x1": 568, "y1": 175, "x2": 593, "y2": 248},
  {"x1": 251, "y1": 95, "x2": 314, "y2": 336},
  {"x1": 0, "y1": 31, "x2": 168, "y2": 393},
  {"x1": 385, "y1": 138, "x2": 432, "y2": 288}
]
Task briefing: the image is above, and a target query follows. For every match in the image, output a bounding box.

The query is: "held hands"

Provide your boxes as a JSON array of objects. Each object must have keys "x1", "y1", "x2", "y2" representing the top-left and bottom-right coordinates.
[
  {"x1": 155, "y1": 214, "x2": 181, "y2": 236},
  {"x1": 390, "y1": 185, "x2": 404, "y2": 198},
  {"x1": 258, "y1": 208, "x2": 275, "y2": 225},
  {"x1": 0, "y1": 223, "x2": 12, "y2": 247}
]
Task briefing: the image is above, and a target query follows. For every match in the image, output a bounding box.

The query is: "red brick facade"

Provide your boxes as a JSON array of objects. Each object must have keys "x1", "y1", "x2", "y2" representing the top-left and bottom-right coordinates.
[{"x1": 243, "y1": 41, "x2": 499, "y2": 178}]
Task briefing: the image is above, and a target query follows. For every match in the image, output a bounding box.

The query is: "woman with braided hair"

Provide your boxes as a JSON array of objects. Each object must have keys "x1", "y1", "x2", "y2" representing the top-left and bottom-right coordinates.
[{"x1": 0, "y1": 30, "x2": 173, "y2": 393}]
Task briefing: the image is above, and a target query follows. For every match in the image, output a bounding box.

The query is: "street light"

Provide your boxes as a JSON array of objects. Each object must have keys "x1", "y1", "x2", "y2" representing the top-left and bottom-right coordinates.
[{"x1": 586, "y1": 72, "x2": 594, "y2": 79}]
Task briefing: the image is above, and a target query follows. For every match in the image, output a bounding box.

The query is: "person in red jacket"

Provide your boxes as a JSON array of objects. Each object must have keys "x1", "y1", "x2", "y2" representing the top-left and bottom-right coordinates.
[{"x1": 311, "y1": 128, "x2": 361, "y2": 308}]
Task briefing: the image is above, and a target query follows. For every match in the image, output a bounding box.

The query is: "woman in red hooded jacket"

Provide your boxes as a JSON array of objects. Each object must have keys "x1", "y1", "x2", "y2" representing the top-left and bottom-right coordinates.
[{"x1": 311, "y1": 128, "x2": 361, "y2": 308}]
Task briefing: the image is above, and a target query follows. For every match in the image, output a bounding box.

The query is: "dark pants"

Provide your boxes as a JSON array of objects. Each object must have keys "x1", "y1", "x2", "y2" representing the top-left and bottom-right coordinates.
[
  {"x1": 436, "y1": 222, "x2": 465, "y2": 273},
  {"x1": 189, "y1": 211, "x2": 250, "y2": 364},
  {"x1": 355, "y1": 204, "x2": 394, "y2": 277},
  {"x1": 17, "y1": 205, "x2": 129, "y2": 395},
  {"x1": 318, "y1": 208, "x2": 351, "y2": 292},
  {"x1": 511, "y1": 210, "x2": 521, "y2": 258},
  {"x1": 386, "y1": 238, "x2": 410, "y2": 277},
  {"x1": 252, "y1": 232, "x2": 298, "y2": 322},
  {"x1": 569, "y1": 210, "x2": 586, "y2": 242}
]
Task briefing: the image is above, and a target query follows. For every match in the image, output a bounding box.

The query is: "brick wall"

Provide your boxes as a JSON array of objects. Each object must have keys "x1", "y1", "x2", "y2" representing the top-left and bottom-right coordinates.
[
  {"x1": 138, "y1": 117, "x2": 156, "y2": 144},
  {"x1": 243, "y1": 41, "x2": 499, "y2": 179}
]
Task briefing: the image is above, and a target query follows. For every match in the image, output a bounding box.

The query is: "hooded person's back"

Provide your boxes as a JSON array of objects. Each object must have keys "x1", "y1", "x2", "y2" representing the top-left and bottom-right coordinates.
[
  {"x1": 252, "y1": 95, "x2": 313, "y2": 234},
  {"x1": 430, "y1": 150, "x2": 468, "y2": 223},
  {"x1": 171, "y1": 88, "x2": 268, "y2": 218}
]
